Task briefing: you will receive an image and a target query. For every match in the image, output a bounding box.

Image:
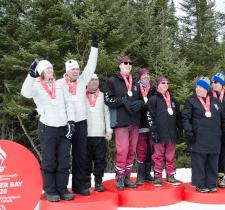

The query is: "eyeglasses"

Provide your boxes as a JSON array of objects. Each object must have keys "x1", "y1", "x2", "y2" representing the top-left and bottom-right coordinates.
[
  {"x1": 161, "y1": 82, "x2": 168, "y2": 85},
  {"x1": 123, "y1": 62, "x2": 133, "y2": 65},
  {"x1": 211, "y1": 81, "x2": 218, "y2": 84}
]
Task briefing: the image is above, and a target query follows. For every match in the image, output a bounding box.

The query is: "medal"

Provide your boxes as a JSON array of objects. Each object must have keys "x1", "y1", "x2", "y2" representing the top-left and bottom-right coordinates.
[
  {"x1": 144, "y1": 97, "x2": 148, "y2": 103},
  {"x1": 39, "y1": 78, "x2": 56, "y2": 103},
  {"x1": 128, "y1": 91, "x2": 133, "y2": 97},
  {"x1": 64, "y1": 74, "x2": 77, "y2": 96},
  {"x1": 205, "y1": 111, "x2": 212, "y2": 118},
  {"x1": 90, "y1": 107, "x2": 96, "y2": 112},
  {"x1": 167, "y1": 108, "x2": 174, "y2": 115},
  {"x1": 51, "y1": 99, "x2": 57, "y2": 105}
]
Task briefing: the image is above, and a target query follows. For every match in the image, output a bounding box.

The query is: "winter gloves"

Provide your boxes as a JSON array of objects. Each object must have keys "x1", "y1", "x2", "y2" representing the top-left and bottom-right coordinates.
[
  {"x1": 66, "y1": 121, "x2": 76, "y2": 140},
  {"x1": 29, "y1": 59, "x2": 39, "y2": 78},
  {"x1": 185, "y1": 131, "x2": 196, "y2": 144},
  {"x1": 130, "y1": 100, "x2": 144, "y2": 112},
  {"x1": 92, "y1": 32, "x2": 98, "y2": 48}
]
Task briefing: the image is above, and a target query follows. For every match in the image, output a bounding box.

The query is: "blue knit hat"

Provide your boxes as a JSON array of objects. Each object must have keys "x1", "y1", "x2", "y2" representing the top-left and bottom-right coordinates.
[
  {"x1": 196, "y1": 76, "x2": 210, "y2": 92},
  {"x1": 211, "y1": 73, "x2": 225, "y2": 86}
]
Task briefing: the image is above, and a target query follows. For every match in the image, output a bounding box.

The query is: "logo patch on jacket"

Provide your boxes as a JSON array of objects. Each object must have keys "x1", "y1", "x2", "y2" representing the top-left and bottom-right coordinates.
[
  {"x1": 172, "y1": 102, "x2": 176, "y2": 108},
  {"x1": 214, "y1": 103, "x2": 219, "y2": 110}
]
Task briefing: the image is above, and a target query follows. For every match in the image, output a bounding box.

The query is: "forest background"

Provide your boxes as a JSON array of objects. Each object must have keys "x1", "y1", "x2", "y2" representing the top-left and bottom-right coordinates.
[{"x1": 1, "y1": 0, "x2": 225, "y2": 171}]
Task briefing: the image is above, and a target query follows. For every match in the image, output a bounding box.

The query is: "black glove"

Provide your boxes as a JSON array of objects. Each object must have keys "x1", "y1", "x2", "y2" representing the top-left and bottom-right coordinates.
[
  {"x1": 29, "y1": 59, "x2": 39, "y2": 78},
  {"x1": 151, "y1": 131, "x2": 159, "y2": 144},
  {"x1": 91, "y1": 32, "x2": 98, "y2": 48},
  {"x1": 27, "y1": 109, "x2": 38, "y2": 123},
  {"x1": 185, "y1": 131, "x2": 196, "y2": 144},
  {"x1": 130, "y1": 100, "x2": 144, "y2": 112},
  {"x1": 66, "y1": 121, "x2": 76, "y2": 140}
]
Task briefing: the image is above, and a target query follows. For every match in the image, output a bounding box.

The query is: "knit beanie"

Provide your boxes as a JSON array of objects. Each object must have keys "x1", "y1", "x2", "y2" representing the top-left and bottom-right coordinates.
[
  {"x1": 196, "y1": 76, "x2": 210, "y2": 92},
  {"x1": 211, "y1": 73, "x2": 225, "y2": 86},
  {"x1": 65, "y1": 59, "x2": 80, "y2": 72},
  {"x1": 157, "y1": 76, "x2": 168, "y2": 86},
  {"x1": 138, "y1": 68, "x2": 150, "y2": 78},
  {"x1": 36, "y1": 60, "x2": 53, "y2": 75},
  {"x1": 117, "y1": 55, "x2": 132, "y2": 66}
]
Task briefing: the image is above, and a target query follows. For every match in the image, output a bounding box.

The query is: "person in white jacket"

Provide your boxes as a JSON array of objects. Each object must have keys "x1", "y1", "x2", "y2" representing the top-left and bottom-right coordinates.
[
  {"x1": 58, "y1": 33, "x2": 99, "y2": 195},
  {"x1": 85, "y1": 73, "x2": 113, "y2": 192},
  {"x1": 21, "y1": 60, "x2": 76, "y2": 202}
]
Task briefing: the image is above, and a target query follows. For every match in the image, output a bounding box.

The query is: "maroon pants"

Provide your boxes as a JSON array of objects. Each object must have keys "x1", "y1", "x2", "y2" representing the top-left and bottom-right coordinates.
[
  {"x1": 136, "y1": 132, "x2": 151, "y2": 163},
  {"x1": 152, "y1": 141, "x2": 176, "y2": 178},
  {"x1": 115, "y1": 125, "x2": 139, "y2": 179}
]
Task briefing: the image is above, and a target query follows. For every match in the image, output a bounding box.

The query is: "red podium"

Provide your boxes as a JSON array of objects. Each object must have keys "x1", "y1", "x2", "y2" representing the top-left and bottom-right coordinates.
[
  {"x1": 40, "y1": 189, "x2": 118, "y2": 210},
  {"x1": 103, "y1": 178, "x2": 184, "y2": 207},
  {"x1": 183, "y1": 183, "x2": 225, "y2": 204}
]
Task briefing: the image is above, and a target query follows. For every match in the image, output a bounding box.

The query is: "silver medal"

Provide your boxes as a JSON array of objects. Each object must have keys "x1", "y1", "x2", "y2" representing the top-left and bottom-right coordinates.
[
  {"x1": 167, "y1": 108, "x2": 174, "y2": 115},
  {"x1": 90, "y1": 107, "x2": 96, "y2": 112},
  {"x1": 144, "y1": 97, "x2": 148, "y2": 103},
  {"x1": 127, "y1": 91, "x2": 133, "y2": 97},
  {"x1": 205, "y1": 111, "x2": 212, "y2": 118}
]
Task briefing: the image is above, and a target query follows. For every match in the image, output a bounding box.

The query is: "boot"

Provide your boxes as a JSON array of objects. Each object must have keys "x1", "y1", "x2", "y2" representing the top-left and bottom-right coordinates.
[
  {"x1": 125, "y1": 176, "x2": 137, "y2": 188},
  {"x1": 144, "y1": 162, "x2": 154, "y2": 182},
  {"x1": 44, "y1": 193, "x2": 60, "y2": 202},
  {"x1": 154, "y1": 177, "x2": 162, "y2": 187},
  {"x1": 136, "y1": 162, "x2": 145, "y2": 185},
  {"x1": 58, "y1": 189, "x2": 75, "y2": 201},
  {"x1": 217, "y1": 173, "x2": 225, "y2": 188},
  {"x1": 166, "y1": 175, "x2": 181, "y2": 186},
  {"x1": 95, "y1": 177, "x2": 105, "y2": 192},
  {"x1": 116, "y1": 177, "x2": 125, "y2": 191}
]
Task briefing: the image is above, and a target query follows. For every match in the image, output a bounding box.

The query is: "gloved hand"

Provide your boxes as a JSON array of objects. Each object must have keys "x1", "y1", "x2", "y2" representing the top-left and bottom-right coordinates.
[
  {"x1": 185, "y1": 131, "x2": 196, "y2": 144},
  {"x1": 130, "y1": 100, "x2": 144, "y2": 112},
  {"x1": 92, "y1": 32, "x2": 98, "y2": 48},
  {"x1": 27, "y1": 109, "x2": 38, "y2": 123},
  {"x1": 119, "y1": 96, "x2": 132, "y2": 114},
  {"x1": 66, "y1": 121, "x2": 76, "y2": 140},
  {"x1": 29, "y1": 59, "x2": 39, "y2": 78},
  {"x1": 151, "y1": 131, "x2": 159, "y2": 144}
]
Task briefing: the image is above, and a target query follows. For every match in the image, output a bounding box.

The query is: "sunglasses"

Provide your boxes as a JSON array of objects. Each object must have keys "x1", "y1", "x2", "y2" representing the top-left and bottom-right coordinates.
[
  {"x1": 123, "y1": 61, "x2": 133, "y2": 65},
  {"x1": 161, "y1": 82, "x2": 169, "y2": 85},
  {"x1": 211, "y1": 81, "x2": 218, "y2": 84}
]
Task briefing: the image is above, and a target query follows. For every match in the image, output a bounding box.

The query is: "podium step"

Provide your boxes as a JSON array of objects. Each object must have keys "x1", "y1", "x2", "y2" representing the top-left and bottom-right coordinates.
[
  {"x1": 183, "y1": 183, "x2": 225, "y2": 204},
  {"x1": 103, "y1": 178, "x2": 184, "y2": 207},
  {"x1": 39, "y1": 189, "x2": 118, "y2": 210}
]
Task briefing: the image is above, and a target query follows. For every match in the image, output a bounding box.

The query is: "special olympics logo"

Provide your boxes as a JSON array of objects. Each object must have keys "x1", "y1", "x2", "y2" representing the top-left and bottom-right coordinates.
[
  {"x1": 0, "y1": 205, "x2": 6, "y2": 210},
  {"x1": 0, "y1": 147, "x2": 7, "y2": 173}
]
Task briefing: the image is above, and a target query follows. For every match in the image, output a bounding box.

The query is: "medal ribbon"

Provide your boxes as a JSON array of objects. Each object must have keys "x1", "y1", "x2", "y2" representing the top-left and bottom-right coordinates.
[
  {"x1": 157, "y1": 89, "x2": 172, "y2": 109},
  {"x1": 86, "y1": 89, "x2": 100, "y2": 107},
  {"x1": 39, "y1": 78, "x2": 56, "y2": 99},
  {"x1": 64, "y1": 74, "x2": 77, "y2": 95},
  {"x1": 197, "y1": 95, "x2": 210, "y2": 112},
  {"x1": 139, "y1": 82, "x2": 151, "y2": 99},
  {"x1": 120, "y1": 72, "x2": 133, "y2": 92},
  {"x1": 212, "y1": 89, "x2": 224, "y2": 102}
]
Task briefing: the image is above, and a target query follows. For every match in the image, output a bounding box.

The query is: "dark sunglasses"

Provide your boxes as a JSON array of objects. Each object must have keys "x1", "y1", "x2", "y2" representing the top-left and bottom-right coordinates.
[
  {"x1": 161, "y1": 82, "x2": 169, "y2": 85},
  {"x1": 211, "y1": 81, "x2": 218, "y2": 84},
  {"x1": 123, "y1": 61, "x2": 133, "y2": 65}
]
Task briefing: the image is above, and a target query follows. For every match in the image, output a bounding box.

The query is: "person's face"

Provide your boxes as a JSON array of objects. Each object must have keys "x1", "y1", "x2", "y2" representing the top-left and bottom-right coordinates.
[
  {"x1": 87, "y1": 78, "x2": 99, "y2": 91},
  {"x1": 119, "y1": 61, "x2": 133, "y2": 75},
  {"x1": 66, "y1": 68, "x2": 80, "y2": 81},
  {"x1": 43, "y1": 67, "x2": 54, "y2": 80},
  {"x1": 158, "y1": 80, "x2": 169, "y2": 93},
  {"x1": 140, "y1": 73, "x2": 150, "y2": 81},
  {"x1": 211, "y1": 81, "x2": 223, "y2": 92},
  {"x1": 196, "y1": 86, "x2": 207, "y2": 97}
]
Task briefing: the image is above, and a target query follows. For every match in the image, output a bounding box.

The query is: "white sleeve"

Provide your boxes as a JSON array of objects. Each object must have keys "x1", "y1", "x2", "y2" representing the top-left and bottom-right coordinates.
[
  {"x1": 104, "y1": 103, "x2": 113, "y2": 133},
  {"x1": 21, "y1": 74, "x2": 37, "y2": 98},
  {"x1": 80, "y1": 47, "x2": 98, "y2": 85}
]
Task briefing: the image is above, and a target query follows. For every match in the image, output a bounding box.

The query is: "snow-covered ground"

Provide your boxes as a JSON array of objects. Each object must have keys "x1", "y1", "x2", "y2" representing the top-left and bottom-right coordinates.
[{"x1": 35, "y1": 168, "x2": 225, "y2": 210}]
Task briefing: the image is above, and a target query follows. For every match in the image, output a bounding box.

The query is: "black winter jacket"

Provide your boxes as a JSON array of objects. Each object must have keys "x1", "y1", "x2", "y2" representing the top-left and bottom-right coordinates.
[
  {"x1": 182, "y1": 94, "x2": 225, "y2": 154},
  {"x1": 104, "y1": 72, "x2": 143, "y2": 128},
  {"x1": 145, "y1": 91, "x2": 182, "y2": 142}
]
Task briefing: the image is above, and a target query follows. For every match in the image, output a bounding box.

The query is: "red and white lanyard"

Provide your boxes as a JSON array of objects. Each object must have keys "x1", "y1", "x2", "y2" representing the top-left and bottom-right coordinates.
[
  {"x1": 120, "y1": 72, "x2": 133, "y2": 93},
  {"x1": 212, "y1": 89, "x2": 225, "y2": 102},
  {"x1": 162, "y1": 91, "x2": 172, "y2": 109},
  {"x1": 39, "y1": 78, "x2": 56, "y2": 99},
  {"x1": 140, "y1": 82, "x2": 151, "y2": 98},
  {"x1": 86, "y1": 89, "x2": 100, "y2": 107},
  {"x1": 197, "y1": 95, "x2": 210, "y2": 113},
  {"x1": 64, "y1": 74, "x2": 77, "y2": 95}
]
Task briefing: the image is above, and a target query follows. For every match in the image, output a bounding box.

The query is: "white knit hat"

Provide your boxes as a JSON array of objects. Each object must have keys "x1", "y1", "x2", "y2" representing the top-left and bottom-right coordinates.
[
  {"x1": 65, "y1": 59, "x2": 80, "y2": 72},
  {"x1": 91, "y1": 73, "x2": 98, "y2": 79},
  {"x1": 36, "y1": 60, "x2": 53, "y2": 75}
]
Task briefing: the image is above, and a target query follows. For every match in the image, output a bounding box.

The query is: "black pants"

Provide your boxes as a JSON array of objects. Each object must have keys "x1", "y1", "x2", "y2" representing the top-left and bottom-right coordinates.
[
  {"x1": 218, "y1": 139, "x2": 225, "y2": 173},
  {"x1": 71, "y1": 120, "x2": 88, "y2": 191},
  {"x1": 85, "y1": 137, "x2": 107, "y2": 188},
  {"x1": 191, "y1": 152, "x2": 219, "y2": 188},
  {"x1": 38, "y1": 121, "x2": 70, "y2": 194}
]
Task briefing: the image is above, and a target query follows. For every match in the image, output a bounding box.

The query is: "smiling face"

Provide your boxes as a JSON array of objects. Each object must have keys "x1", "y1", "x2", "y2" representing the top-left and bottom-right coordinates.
[
  {"x1": 140, "y1": 73, "x2": 150, "y2": 81},
  {"x1": 66, "y1": 68, "x2": 80, "y2": 81},
  {"x1": 196, "y1": 86, "x2": 207, "y2": 97},
  {"x1": 87, "y1": 78, "x2": 99, "y2": 92},
  {"x1": 119, "y1": 61, "x2": 132, "y2": 76},
  {"x1": 43, "y1": 66, "x2": 54, "y2": 80},
  {"x1": 157, "y1": 80, "x2": 169, "y2": 94},
  {"x1": 211, "y1": 81, "x2": 223, "y2": 92}
]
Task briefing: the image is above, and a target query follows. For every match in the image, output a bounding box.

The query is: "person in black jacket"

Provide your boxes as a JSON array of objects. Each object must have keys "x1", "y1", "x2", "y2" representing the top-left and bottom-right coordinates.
[
  {"x1": 211, "y1": 73, "x2": 225, "y2": 188},
  {"x1": 183, "y1": 76, "x2": 225, "y2": 193},
  {"x1": 146, "y1": 76, "x2": 182, "y2": 187},
  {"x1": 104, "y1": 55, "x2": 144, "y2": 190},
  {"x1": 135, "y1": 68, "x2": 155, "y2": 185}
]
